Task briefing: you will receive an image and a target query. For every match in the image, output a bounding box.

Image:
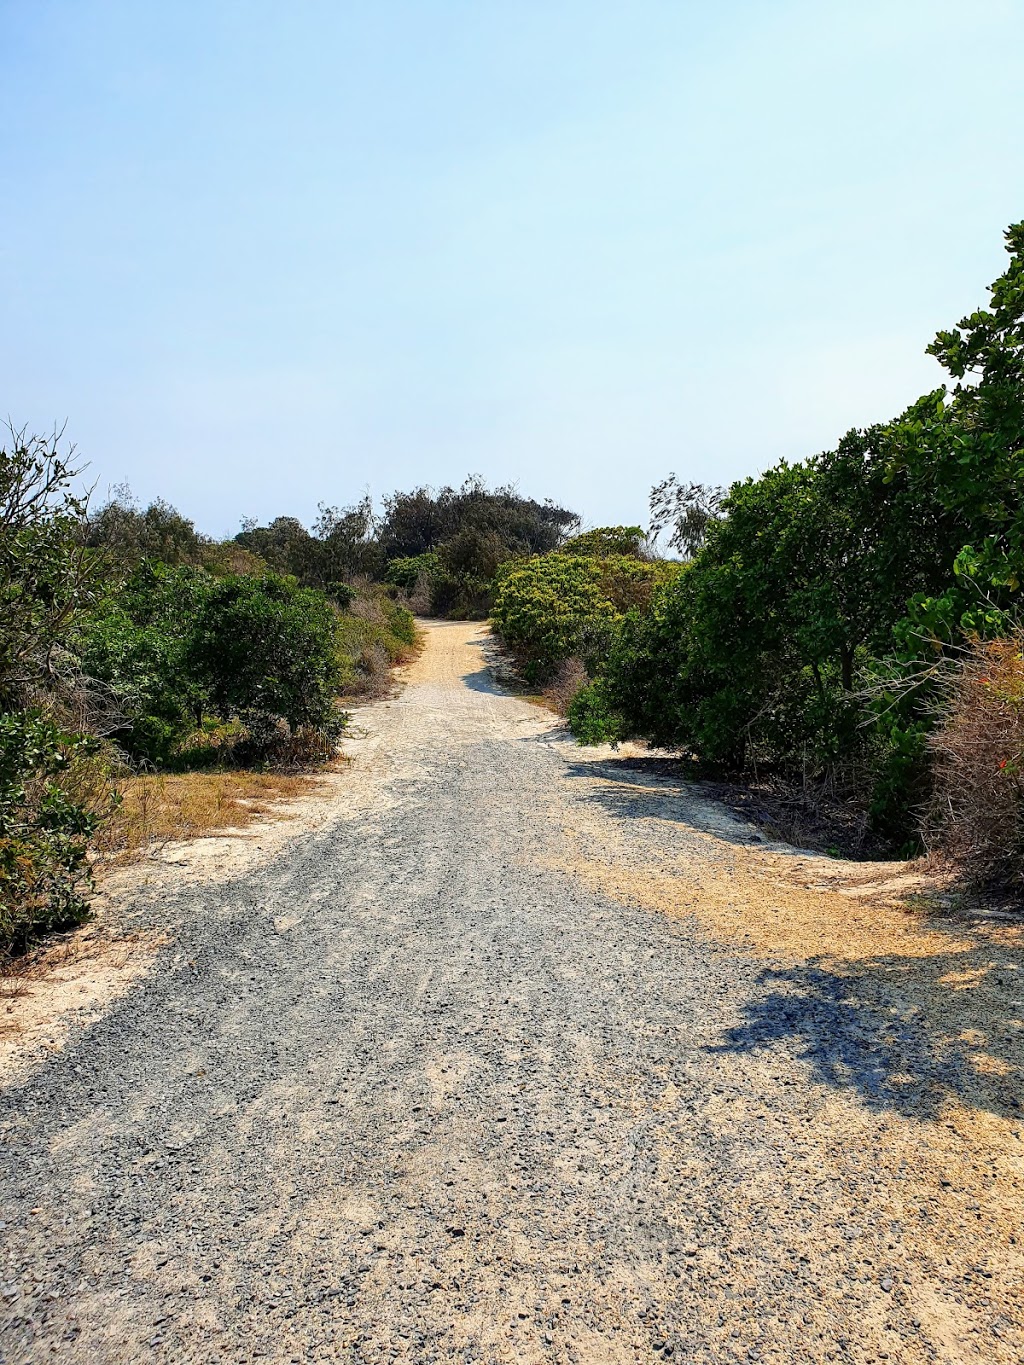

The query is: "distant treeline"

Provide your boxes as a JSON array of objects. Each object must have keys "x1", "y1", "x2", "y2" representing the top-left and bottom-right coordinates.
[{"x1": 83, "y1": 477, "x2": 579, "y2": 620}]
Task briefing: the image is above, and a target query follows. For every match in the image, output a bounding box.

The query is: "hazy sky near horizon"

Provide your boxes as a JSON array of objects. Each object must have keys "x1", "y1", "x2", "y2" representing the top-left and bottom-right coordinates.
[{"x1": 3, "y1": 0, "x2": 1023, "y2": 535}]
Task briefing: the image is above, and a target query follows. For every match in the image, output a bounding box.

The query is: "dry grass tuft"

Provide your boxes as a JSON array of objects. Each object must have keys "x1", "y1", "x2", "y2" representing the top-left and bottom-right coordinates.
[
  {"x1": 93, "y1": 770, "x2": 322, "y2": 862},
  {"x1": 928, "y1": 633, "x2": 1024, "y2": 888},
  {"x1": 542, "y1": 656, "x2": 589, "y2": 716}
]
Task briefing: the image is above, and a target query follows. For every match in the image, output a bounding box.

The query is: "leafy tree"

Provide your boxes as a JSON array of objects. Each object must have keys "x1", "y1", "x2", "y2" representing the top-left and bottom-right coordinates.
[
  {"x1": 78, "y1": 564, "x2": 214, "y2": 764},
  {"x1": 234, "y1": 515, "x2": 315, "y2": 578},
  {"x1": 378, "y1": 477, "x2": 578, "y2": 560},
  {"x1": 312, "y1": 497, "x2": 382, "y2": 586},
  {"x1": 593, "y1": 431, "x2": 960, "y2": 776},
  {"x1": 377, "y1": 486, "x2": 449, "y2": 559},
  {"x1": 189, "y1": 574, "x2": 344, "y2": 736},
  {"x1": 648, "y1": 477, "x2": 725, "y2": 558},
  {"x1": 886, "y1": 222, "x2": 1024, "y2": 643},
  {"x1": 234, "y1": 501, "x2": 381, "y2": 593},
  {"x1": 377, "y1": 478, "x2": 579, "y2": 617},
  {"x1": 88, "y1": 485, "x2": 268, "y2": 579},
  {"x1": 86, "y1": 486, "x2": 204, "y2": 567},
  {"x1": 563, "y1": 526, "x2": 651, "y2": 558},
  {"x1": 0, "y1": 429, "x2": 108, "y2": 706}
]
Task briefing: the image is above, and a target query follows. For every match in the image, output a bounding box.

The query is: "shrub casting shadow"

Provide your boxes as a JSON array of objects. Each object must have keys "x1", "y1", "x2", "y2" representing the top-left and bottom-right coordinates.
[
  {"x1": 461, "y1": 666, "x2": 508, "y2": 696},
  {"x1": 558, "y1": 755, "x2": 797, "y2": 854},
  {"x1": 709, "y1": 948, "x2": 1023, "y2": 1123},
  {"x1": 461, "y1": 634, "x2": 534, "y2": 698}
]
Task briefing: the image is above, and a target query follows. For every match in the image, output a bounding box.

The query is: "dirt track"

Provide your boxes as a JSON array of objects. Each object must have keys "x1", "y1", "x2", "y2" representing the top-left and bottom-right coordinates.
[{"x1": 1, "y1": 620, "x2": 1022, "y2": 1363}]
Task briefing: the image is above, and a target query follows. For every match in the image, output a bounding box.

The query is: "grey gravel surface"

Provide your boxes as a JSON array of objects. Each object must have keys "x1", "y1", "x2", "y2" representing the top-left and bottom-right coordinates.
[{"x1": 1, "y1": 622, "x2": 1021, "y2": 1364}]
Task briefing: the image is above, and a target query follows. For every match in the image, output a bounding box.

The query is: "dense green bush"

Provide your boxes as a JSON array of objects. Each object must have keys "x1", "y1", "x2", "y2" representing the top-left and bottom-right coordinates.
[
  {"x1": 384, "y1": 552, "x2": 440, "y2": 595},
  {"x1": 78, "y1": 563, "x2": 213, "y2": 764},
  {"x1": 190, "y1": 574, "x2": 343, "y2": 733},
  {"x1": 491, "y1": 555, "x2": 619, "y2": 681},
  {"x1": 566, "y1": 678, "x2": 624, "y2": 745},
  {"x1": 491, "y1": 549, "x2": 679, "y2": 682},
  {"x1": 0, "y1": 708, "x2": 104, "y2": 952},
  {"x1": 80, "y1": 566, "x2": 356, "y2": 766}
]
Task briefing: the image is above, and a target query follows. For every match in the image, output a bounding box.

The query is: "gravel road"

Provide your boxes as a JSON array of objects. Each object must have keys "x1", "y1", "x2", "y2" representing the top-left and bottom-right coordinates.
[{"x1": 1, "y1": 621, "x2": 1022, "y2": 1364}]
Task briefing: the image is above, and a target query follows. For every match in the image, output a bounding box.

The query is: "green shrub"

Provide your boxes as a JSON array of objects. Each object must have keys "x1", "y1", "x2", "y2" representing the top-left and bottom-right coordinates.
[
  {"x1": 78, "y1": 563, "x2": 213, "y2": 764},
  {"x1": 491, "y1": 555, "x2": 617, "y2": 681},
  {"x1": 81, "y1": 566, "x2": 356, "y2": 766},
  {"x1": 567, "y1": 680, "x2": 624, "y2": 745},
  {"x1": 326, "y1": 582, "x2": 357, "y2": 610},
  {"x1": 385, "y1": 552, "x2": 441, "y2": 596},
  {"x1": 382, "y1": 599, "x2": 417, "y2": 647},
  {"x1": 491, "y1": 552, "x2": 678, "y2": 683},
  {"x1": 190, "y1": 574, "x2": 343, "y2": 735},
  {"x1": 0, "y1": 713, "x2": 105, "y2": 953}
]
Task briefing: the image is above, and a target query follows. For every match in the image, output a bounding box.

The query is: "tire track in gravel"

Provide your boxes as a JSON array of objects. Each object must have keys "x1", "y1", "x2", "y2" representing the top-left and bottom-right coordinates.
[{"x1": 1, "y1": 620, "x2": 1021, "y2": 1364}]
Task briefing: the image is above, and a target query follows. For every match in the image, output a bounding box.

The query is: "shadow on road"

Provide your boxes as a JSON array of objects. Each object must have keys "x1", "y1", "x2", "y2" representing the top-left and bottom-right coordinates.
[
  {"x1": 709, "y1": 949, "x2": 1024, "y2": 1123},
  {"x1": 461, "y1": 666, "x2": 507, "y2": 695},
  {"x1": 558, "y1": 754, "x2": 788, "y2": 853},
  {"x1": 555, "y1": 759, "x2": 1024, "y2": 1126}
]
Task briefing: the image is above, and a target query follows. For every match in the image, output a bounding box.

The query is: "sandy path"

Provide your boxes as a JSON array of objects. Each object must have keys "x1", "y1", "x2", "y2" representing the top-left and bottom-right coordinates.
[{"x1": 0, "y1": 620, "x2": 1021, "y2": 1364}]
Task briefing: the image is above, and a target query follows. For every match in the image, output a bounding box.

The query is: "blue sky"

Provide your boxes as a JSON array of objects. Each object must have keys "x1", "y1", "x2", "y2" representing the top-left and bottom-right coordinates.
[{"x1": 3, "y1": 0, "x2": 1023, "y2": 535}]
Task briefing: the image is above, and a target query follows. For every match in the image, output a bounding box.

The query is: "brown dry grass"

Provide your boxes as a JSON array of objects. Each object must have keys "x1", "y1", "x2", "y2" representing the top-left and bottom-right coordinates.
[
  {"x1": 928, "y1": 633, "x2": 1024, "y2": 887},
  {"x1": 93, "y1": 770, "x2": 323, "y2": 862},
  {"x1": 542, "y1": 655, "x2": 588, "y2": 716}
]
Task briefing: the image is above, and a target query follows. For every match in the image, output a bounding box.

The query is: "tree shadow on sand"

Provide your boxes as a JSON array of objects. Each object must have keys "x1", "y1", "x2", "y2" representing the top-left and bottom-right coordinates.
[
  {"x1": 461, "y1": 666, "x2": 507, "y2": 696},
  {"x1": 708, "y1": 940, "x2": 1024, "y2": 1123},
  {"x1": 557, "y1": 758, "x2": 1024, "y2": 1125},
  {"x1": 558, "y1": 754, "x2": 788, "y2": 853}
]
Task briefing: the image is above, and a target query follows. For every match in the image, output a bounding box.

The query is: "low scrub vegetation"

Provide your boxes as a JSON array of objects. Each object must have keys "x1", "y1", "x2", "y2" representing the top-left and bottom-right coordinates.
[
  {"x1": 3, "y1": 448, "x2": 578, "y2": 953},
  {"x1": 0, "y1": 442, "x2": 420, "y2": 957},
  {"x1": 336, "y1": 583, "x2": 418, "y2": 698}
]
